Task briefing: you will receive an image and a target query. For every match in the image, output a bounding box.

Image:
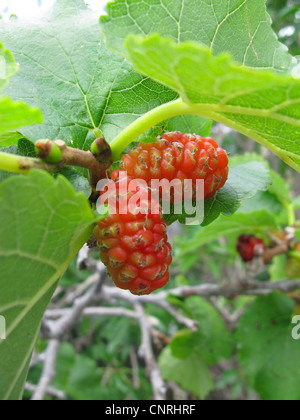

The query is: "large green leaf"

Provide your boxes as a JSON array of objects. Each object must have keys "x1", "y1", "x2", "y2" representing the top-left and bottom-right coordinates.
[
  {"x1": 177, "y1": 209, "x2": 278, "y2": 256},
  {"x1": 159, "y1": 346, "x2": 213, "y2": 399},
  {"x1": 125, "y1": 35, "x2": 300, "y2": 171},
  {"x1": 0, "y1": 171, "x2": 95, "y2": 400},
  {"x1": 202, "y1": 160, "x2": 271, "y2": 225},
  {"x1": 101, "y1": 0, "x2": 300, "y2": 171},
  {"x1": 101, "y1": 0, "x2": 293, "y2": 70},
  {"x1": 164, "y1": 160, "x2": 271, "y2": 226},
  {"x1": 170, "y1": 297, "x2": 232, "y2": 364},
  {"x1": 0, "y1": 0, "x2": 181, "y2": 148},
  {"x1": 236, "y1": 293, "x2": 300, "y2": 400}
]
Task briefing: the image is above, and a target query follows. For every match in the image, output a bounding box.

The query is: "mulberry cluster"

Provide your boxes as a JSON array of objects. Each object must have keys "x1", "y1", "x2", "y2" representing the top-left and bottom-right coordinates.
[{"x1": 95, "y1": 132, "x2": 229, "y2": 295}]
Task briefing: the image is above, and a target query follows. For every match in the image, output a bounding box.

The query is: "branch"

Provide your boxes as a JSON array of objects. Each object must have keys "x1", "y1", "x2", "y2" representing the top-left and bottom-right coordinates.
[
  {"x1": 134, "y1": 303, "x2": 166, "y2": 401},
  {"x1": 25, "y1": 382, "x2": 66, "y2": 400},
  {"x1": 153, "y1": 299, "x2": 198, "y2": 331},
  {"x1": 129, "y1": 346, "x2": 140, "y2": 389},
  {"x1": 45, "y1": 306, "x2": 137, "y2": 320},
  {"x1": 50, "y1": 140, "x2": 111, "y2": 189},
  {"x1": 31, "y1": 340, "x2": 61, "y2": 401},
  {"x1": 0, "y1": 138, "x2": 112, "y2": 191},
  {"x1": 101, "y1": 279, "x2": 300, "y2": 302},
  {"x1": 263, "y1": 242, "x2": 291, "y2": 264},
  {"x1": 44, "y1": 267, "x2": 106, "y2": 339},
  {"x1": 76, "y1": 243, "x2": 92, "y2": 270}
]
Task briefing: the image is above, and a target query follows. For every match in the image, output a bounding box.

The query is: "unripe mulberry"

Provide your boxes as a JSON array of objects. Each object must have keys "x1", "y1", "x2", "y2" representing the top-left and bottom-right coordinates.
[
  {"x1": 119, "y1": 132, "x2": 229, "y2": 200},
  {"x1": 94, "y1": 171, "x2": 172, "y2": 295}
]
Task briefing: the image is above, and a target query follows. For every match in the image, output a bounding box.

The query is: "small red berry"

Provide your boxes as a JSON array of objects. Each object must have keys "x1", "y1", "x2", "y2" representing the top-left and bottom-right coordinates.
[{"x1": 237, "y1": 235, "x2": 265, "y2": 262}]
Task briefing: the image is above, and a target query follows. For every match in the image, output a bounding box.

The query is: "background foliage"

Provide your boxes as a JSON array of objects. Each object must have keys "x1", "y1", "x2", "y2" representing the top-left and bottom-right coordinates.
[{"x1": 0, "y1": 0, "x2": 299, "y2": 401}]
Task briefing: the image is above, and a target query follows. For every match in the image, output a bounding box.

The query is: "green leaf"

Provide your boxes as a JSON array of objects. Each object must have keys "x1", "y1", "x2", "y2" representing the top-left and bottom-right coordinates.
[
  {"x1": 183, "y1": 296, "x2": 232, "y2": 364},
  {"x1": 268, "y1": 170, "x2": 291, "y2": 205},
  {"x1": 159, "y1": 346, "x2": 213, "y2": 399},
  {"x1": 0, "y1": 132, "x2": 24, "y2": 148},
  {"x1": 0, "y1": 41, "x2": 18, "y2": 92},
  {"x1": 230, "y1": 155, "x2": 289, "y2": 223},
  {"x1": 57, "y1": 345, "x2": 104, "y2": 400},
  {"x1": 238, "y1": 190, "x2": 285, "y2": 216},
  {"x1": 0, "y1": 97, "x2": 43, "y2": 135},
  {"x1": 54, "y1": 342, "x2": 104, "y2": 400},
  {"x1": 202, "y1": 161, "x2": 271, "y2": 225},
  {"x1": 292, "y1": 195, "x2": 300, "y2": 210},
  {"x1": 0, "y1": 171, "x2": 95, "y2": 400},
  {"x1": 0, "y1": 0, "x2": 179, "y2": 149},
  {"x1": 164, "y1": 160, "x2": 271, "y2": 226},
  {"x1": 101, "y1": 0, "x2": 293, "y2": 70},
  {"x1": 17, "y1": 138, "x2": 36, "y2": 158},
  {"x1": 165, "y1": 114, "x2": 213, "y2": 137},
  {"x1": 170, "y1": 329, "x2": 199, "y2": 359},
  {"x1": 236, "y1": 293, "x2": 300, "y2": 400},
  {"x1": 170, "y1": 298, "x2": 232, "y2": 364},
  {"x1": 229, "y1": 152, "x2": 269, "y2": 166},
  {"x1": 54, "y1": 167, "x2": 91, "y2": 198},
  {"x1": 177, "y1": 209, "x2": 278, "y2": 256},
  {"x1": 269, "y1": 254, "x2": 288, "y2": 282},
  {"x1": 125, "y1": 34, "x2": 300, "y2": 172},
  {"x1": 0, "y1": 44, "x2": 43, "y2": 144}
]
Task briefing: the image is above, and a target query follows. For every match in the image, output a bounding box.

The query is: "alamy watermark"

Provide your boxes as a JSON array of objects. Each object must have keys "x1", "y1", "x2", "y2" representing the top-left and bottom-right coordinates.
[
  {"x1": 0, "y1": 316, "x2": 6, "y2": 340},
  {"x1": 292, "y1": 316, "x2": 300, "y2": 340},
  {"x1": 0, "y1": 56, "x2": 6, "y2": 80},
  {"x1": 96, "y1": 172, "x2": 205, "y2": 225}
]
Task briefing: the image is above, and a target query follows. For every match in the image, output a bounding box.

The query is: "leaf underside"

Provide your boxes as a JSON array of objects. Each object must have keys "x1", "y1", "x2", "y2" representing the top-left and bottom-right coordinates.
[{"x1": 125, "y1": 35, "x2": 300, "y2": 172}]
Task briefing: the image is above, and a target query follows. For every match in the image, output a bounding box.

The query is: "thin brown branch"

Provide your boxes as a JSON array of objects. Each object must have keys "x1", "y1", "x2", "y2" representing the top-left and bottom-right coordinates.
[
  {"x1": 54, "y1": 140, "x2": 111, "y2": 189},
  {"x1": 16, "y1": 139, "x2": 112, "y2": 191},
  {"x1": 264, "y1": 243, "x2": 291, "y2": 264}
]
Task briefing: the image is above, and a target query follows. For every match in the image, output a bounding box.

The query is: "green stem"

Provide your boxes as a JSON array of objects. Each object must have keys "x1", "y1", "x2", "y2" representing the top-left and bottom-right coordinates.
[
  {"x1": 0, "y1": 152, "x2": 47, "y2": 174},
  {"x1": 110, "y1": 99, "x2": 195, "y2": 160},
  {"x1": 109, "y1": 99, "x2": 300, "y2": 174},
  {"x1": 0, "y1": 144, "x2": 111, "y2": 193},
  {"x1": 288, "y1": 251, "x2": 300, "y2": 260},
  {"x1": 286, "y1": 203, "x2": 296, "y2": 227}
]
